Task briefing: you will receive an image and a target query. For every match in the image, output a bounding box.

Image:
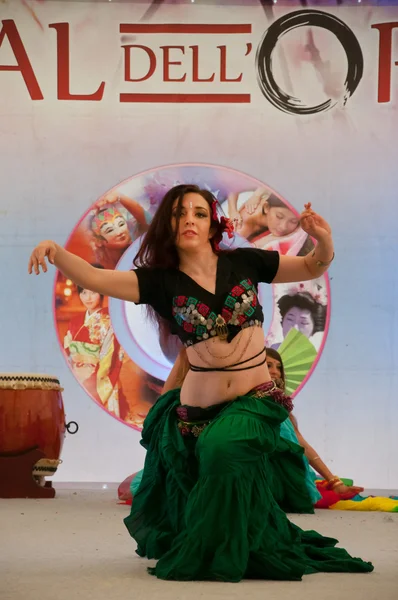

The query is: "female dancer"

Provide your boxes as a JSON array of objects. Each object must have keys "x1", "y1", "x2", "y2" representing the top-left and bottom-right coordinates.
[
  {"x1": 266, "y1": 348, "x2": 363, "y2": 502},
  {"x1": 28, "y1": 184, "x2": 372, "y2": 582}
]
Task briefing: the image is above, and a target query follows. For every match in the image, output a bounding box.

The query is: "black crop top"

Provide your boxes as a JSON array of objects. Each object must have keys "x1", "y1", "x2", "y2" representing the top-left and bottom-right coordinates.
[{"x1": 133, "y1": 247, "x2": 279, "y2": 347}]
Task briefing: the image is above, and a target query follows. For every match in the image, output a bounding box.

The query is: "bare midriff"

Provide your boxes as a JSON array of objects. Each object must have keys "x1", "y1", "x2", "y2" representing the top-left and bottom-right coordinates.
[{"x1": 181, "y1": 326, "x2": 272, "y2": 407}]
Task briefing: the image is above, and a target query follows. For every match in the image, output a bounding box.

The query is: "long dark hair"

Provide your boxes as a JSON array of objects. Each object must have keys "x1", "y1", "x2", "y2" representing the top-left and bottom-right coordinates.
[
  {"x1": 266, "y1": 347, "x2": 298, "y2": 427},
  {"x1": 133, "y1": 184, "x2": 227, "y2": 364},
  {"x1": 265, "y1": 347, "x2": 285, "y2": 390},
  {"x1": 133, "y1": 184, "x2": 225, "y2": 269}
]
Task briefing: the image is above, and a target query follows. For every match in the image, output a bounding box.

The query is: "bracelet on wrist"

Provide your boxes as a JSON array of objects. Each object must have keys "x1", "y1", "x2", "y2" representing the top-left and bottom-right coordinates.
[
  {"x1": 326, "y1": 476, "x2": 343, "y2": 490},
  {"x1": 311, "y1": 250, "x2": 335, "y2": 268},
  {"x1": 331, "y1": 480, "x2": 344, "y2": 490}
]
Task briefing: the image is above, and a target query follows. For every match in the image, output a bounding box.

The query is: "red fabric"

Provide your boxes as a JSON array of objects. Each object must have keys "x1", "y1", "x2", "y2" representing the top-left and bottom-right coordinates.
[
  {"x1": 314, "y1": 481, "x2": 358, "y2": 509},
  {"x1": 117, "y1": 472, "x2": 137, "y2": 503}
]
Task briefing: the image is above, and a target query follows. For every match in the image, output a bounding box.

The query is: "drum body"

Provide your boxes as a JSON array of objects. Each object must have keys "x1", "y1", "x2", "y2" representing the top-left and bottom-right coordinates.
[{"x1": 0, "y1": 374, "x2": 65, "y2": 464}]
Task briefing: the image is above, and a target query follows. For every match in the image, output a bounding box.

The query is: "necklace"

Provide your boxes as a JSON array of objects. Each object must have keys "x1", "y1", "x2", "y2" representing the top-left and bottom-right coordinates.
[
  {"x1": 192, "y1": 327, "x2": 255, "y2": 367},
  {"x1": 204, "y1": 333, "x2": 241, "y2": 360}
]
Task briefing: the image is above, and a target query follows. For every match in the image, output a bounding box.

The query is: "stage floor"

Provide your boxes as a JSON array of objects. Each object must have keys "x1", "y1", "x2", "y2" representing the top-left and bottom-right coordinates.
[{"x1": 1, "y1": 489, "x2": 397, "y2": 600}]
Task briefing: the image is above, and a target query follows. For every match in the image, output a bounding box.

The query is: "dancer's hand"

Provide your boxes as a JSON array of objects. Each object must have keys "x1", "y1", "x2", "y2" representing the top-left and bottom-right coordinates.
[
  {"x1": 334, "y1": 483, "x2": 364, "y2": 497},
  {"x1": 28, "y1": 241, "x2": 58, "y2": 274},
  {"x1": 299, "y1": 203, "x2": 332, "y2": 241}
]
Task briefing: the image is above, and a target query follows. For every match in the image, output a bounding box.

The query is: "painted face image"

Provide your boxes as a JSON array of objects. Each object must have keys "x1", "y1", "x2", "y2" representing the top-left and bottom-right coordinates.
[
  {"x1": 99, "y1": 214, "x2": 131, "y2": 249},
  {"x1": 282, "y1": 307, "x2": 314, "y2": 338}
]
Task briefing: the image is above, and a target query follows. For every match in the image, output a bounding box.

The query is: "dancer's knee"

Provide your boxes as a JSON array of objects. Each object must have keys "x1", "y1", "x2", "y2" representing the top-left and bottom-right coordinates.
[
  {"x1": 197, "y1": 427, "x2": 259, "y2": 474},
  {"x1": 198, "y1": 436, "x2": 236, "y2": 473},
  {"x1": 197, "y1": 414, "x2": 278, "y2": 474}
]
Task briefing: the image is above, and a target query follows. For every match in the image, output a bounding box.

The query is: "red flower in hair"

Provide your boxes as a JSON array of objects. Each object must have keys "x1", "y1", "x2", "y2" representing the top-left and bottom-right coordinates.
[
  {"x1": 211, "y1": 200, "x2": 235, "y2": 251},
  {"x1": 220, "y1": 216, "x2": 234, "y2": 239},
  {"x1": 212, "y1": 200, "x2": 218, "y2": 221}
]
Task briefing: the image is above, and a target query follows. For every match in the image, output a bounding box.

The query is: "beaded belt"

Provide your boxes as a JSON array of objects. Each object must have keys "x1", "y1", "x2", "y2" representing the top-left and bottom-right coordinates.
[
  {"x1": 176, "y1": 380, "x2": 293, "y2": 438},
  {"x1": 177, "y1": 419, "x2": 210, "y2": 438},
  {"x1": 251, "y1": 381, "x2": 294, "y2": 412},
  {"x1": 176, "y1": 401, "x2": 226, "y2": 438}
]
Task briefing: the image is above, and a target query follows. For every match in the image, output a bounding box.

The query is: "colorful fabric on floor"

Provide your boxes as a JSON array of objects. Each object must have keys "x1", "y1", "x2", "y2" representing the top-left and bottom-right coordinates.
[
  {"x1": 314, "y1": 477, "x2": 358, "y2": 508},
  {"x1": 330, "y1": 496, "x2": 398, "y2": 512},
  {"x1": 314, "y1": 476, "x2": 398, "y2": 512}
]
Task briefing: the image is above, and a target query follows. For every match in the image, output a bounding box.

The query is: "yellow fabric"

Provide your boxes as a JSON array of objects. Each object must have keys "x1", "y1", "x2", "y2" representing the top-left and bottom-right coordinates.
[{"x1": 330, "y1": 497, "x2": 398, "y2": 512}]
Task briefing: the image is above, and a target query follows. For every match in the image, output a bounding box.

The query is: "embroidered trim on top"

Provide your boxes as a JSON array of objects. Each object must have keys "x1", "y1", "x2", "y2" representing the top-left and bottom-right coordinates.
[{"x1": 172, "y1": 279, "x2": 263, "y2": 345}]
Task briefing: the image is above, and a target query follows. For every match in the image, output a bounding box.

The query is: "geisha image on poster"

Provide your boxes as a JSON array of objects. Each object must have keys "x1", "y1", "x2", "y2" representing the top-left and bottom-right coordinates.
[{"x1": 54, "y1": 163, "x2": 331, "y2": 430}]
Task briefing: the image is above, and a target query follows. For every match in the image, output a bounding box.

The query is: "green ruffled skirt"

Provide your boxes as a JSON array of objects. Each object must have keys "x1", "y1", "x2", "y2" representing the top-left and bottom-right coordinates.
[{"x1": 124, "y1": 389, "x2": 373, "y2": 582}]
